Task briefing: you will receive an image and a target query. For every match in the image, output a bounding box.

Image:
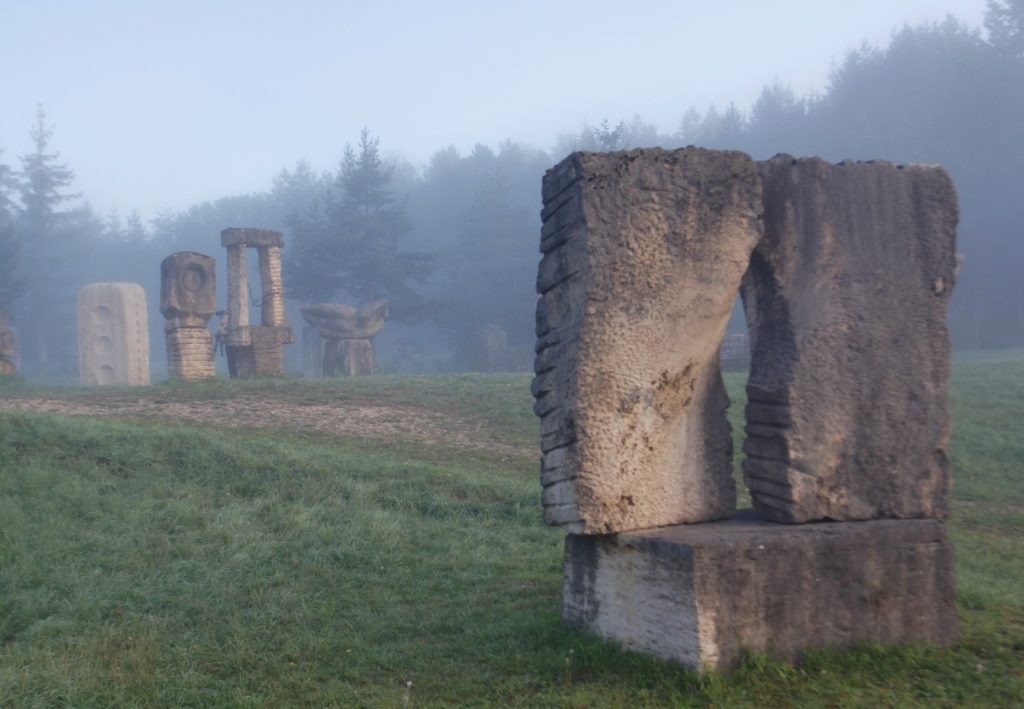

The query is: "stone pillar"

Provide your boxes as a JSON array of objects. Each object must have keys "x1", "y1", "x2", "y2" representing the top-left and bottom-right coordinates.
[
  {"x1": 339, "y1": 339, "x2": 374, "y2": 376},
  {"x1": 161, "y1": 251, "x2": 216, "y2": 381},
  {"x1": 0, "y1": 310, "x2": 17, "y2": 376},
  {"x1": 533, "y1": 148, "x2": 763, "y2": 534},
  {"x1": 258, "y1": 245, "x2": 286, "y2": 327},
  {"x1": 302, "y1": 325, "x2": 323, "y2": 378},
  {"x1": 78, "y1": 283, "x2": 150, "y2": 386},
  {"x1": 226, "y1": 243, "x2": 249, "y2": 330},
  {"x1": 741, "y1": 156, "x2": 958, "y2": 523}
]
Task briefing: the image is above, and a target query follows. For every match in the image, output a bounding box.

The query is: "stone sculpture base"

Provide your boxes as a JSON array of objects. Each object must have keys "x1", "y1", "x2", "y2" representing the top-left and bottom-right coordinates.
[
  {"x1": 224, "y1": 325, "x2": 293, "y2": 379},
  {"x1": 563, "y1": 511, "x2": 958, "y2": 673},
  {"x1": 323, "y1": 338, "x2": 374, "y2": 376},
  {"x1": 166, "y1": 328, "x2": 215, "y2": 380}
]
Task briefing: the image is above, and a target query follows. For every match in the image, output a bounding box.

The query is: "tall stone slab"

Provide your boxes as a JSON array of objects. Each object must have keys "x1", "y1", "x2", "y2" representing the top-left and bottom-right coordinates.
[
  {"x1": 161, "y1": 251, "x2": 216, "y2": 380},
  {"x1": 742, "y1": 157, "x2": 958, "y2": 523},
  {"x1": 533, "y1": 148, "x2": 763, "y2": 534},
  {"x1": 78, "y1": 283, "x2": 150, "y2": 386}
]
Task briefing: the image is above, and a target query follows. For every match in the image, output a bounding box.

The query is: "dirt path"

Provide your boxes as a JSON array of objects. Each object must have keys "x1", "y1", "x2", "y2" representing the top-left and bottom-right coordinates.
[{"x1": 0, "y1": 394, "x2": 531, "y2": 457}]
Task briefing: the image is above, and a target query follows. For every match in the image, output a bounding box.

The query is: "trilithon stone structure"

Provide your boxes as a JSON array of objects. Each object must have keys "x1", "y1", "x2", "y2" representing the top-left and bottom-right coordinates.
[
  {"x1": 161, "y1": 251, "x2": 216, "y2": 380},
  {"x1": 78, "y1": 283, "x2": 150, "y2": 386},
  {"x1": 0, "y1": 310, "x2": 17, "y2": 376},
  {"x1": 534, "y1": 148, "x2": 959, "y2": 672},
  {"x1": 221, "y1": 228, "x2": 293, "y2": 378},
  {"x1": 300, "y1": 300, "x2": 388, "y2": 376},
  {"x1": 534, "y1": 149, "x2": 762, "y2": 534}
]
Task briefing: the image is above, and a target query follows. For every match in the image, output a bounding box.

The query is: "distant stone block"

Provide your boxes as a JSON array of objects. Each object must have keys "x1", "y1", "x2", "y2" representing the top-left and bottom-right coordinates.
[
  {"x1": 563, "y1": 512, "x2": 958, "y2": 672},
  {"x1": 742, "y1": 157, "x2": 958, "y2": 523},
  {"x1": 78, "y1": 283, "x2": 150, "y2": 386}
]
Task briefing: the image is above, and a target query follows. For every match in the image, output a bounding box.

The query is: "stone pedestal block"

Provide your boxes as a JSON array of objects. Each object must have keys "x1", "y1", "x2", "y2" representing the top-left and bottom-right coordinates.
[
  {"x1": 323, "y1": 338, "x2": 375, "y2": 376},
  {"x1": 166, "y1": 328, "x2": 215, "y2": 380},
  {"x1": 563, "y1": 511, "x2": 958, "y2": 673},
  {"x1": 742, "y1": 157, "x2": 958, "y2": 523},
  {"x1": 78, "y1": 283, "x2": 150, "y2": 386},
  {"x1": 533, "y1": 148, "x2": 763, "y2": 534}
]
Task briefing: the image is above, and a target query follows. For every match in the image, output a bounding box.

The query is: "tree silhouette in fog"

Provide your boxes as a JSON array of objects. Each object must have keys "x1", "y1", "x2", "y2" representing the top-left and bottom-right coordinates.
[{"x1": 286, "y1": 129, "x2": 433, "y2": 320}]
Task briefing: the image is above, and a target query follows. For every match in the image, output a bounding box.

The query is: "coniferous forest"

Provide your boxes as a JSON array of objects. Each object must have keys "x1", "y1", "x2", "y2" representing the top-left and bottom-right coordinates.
[{"x1": 1, "y1": 6, "x2": 1022, "y2": 379}]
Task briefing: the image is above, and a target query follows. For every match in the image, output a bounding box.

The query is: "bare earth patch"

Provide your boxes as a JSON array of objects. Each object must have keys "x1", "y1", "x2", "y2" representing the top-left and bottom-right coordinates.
[{"x1": 0, "y1": 394, "x2": 531, "y2": 457}]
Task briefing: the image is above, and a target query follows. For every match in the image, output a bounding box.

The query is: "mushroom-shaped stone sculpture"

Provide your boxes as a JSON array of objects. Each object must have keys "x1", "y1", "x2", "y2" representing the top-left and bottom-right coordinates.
[{"x1": 300, "y1": 300, "x2": 388, "y2": 376}]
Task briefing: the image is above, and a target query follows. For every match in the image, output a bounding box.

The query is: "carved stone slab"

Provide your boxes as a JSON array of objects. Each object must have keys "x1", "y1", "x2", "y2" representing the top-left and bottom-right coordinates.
[
  {"x1": 742, "y1": 157, "x2": 958, "y2": 523},
  {"x1": 78, "y1": 283, "x2": 150, "y2": 386},
  {"x1": 533, "y1": 148, "x2": 763, "y2": 534}
]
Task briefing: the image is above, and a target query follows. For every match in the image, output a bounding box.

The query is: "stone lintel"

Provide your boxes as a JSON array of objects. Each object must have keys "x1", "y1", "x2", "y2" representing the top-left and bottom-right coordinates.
[
  {"x1": 563, "y1": 511, "x2": 958, "y2": 672},
  {"x1": 221, "y1": 227, "x2": 285, "y2": 248}
]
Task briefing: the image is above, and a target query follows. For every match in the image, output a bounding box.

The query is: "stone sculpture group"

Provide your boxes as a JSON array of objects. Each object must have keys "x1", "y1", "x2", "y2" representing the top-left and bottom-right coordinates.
[{"x1": 533, "y1": 148, "x2": 959, "y2": 671}]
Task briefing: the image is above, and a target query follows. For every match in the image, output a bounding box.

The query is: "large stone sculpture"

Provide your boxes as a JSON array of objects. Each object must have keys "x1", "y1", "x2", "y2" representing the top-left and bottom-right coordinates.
[
  {"x1": 742, "y1": 156, "x2": 958, "y2": 523},
  {"x1": 221, "y1": 228, "x2": 293, "y2": 378},
  {"x1": 300, "y1": 300, "x2": 388, "y2": 376},
  {"x1": 535, "y1": 148, "x2": 959, "y2": 672},
  {"x1": 78, "y1": 283, "x2": 150, "y2": 386},
  {"x1": 534, "y1": 148, "x2": 762, "y2": 533},
  {"x1": 161, "y1": 251, "x2": 216, "y2": 380},
  {"x1": 0, "y1": 310, "x2": 17, "y2": 375}
]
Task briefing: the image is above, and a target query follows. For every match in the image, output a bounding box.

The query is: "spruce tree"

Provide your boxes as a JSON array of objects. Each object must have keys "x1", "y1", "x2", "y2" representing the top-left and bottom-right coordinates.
[{"x1": 286, "y1": 129, "x2": 432, "y2": 318}]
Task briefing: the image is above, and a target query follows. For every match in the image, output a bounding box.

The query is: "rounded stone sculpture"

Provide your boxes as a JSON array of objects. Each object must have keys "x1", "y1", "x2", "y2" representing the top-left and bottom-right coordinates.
[{"x1": 300, "y1": 300, "x2": 388, "y2": 376}]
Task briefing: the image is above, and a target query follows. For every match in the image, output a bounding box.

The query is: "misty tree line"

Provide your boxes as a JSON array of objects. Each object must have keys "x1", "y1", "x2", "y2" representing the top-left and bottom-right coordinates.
[{"x1": 1, "y1": 3, "x2": 1021, "y2": 378}]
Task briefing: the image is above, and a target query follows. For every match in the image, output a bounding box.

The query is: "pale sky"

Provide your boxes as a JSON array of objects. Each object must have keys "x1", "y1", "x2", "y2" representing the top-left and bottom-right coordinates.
[{"x1": 0, "y1": 0, "x2": 989, "y2": 220}]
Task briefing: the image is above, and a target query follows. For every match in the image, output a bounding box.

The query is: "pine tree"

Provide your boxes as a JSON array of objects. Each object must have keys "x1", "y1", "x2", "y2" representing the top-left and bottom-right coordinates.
[
  {"x1": 0, "y1": 145, "x2": 24, "y2": 310},
  {"x1": 14, "y1": 106, "x2": 93, "y2": 376},
  {"x1": 286, "y1": 129, "x2": 432, "y2": 318}
]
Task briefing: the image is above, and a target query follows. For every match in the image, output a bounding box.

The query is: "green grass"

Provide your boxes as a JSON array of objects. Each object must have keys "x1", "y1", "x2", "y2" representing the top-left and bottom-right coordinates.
[{"x1": 1, "y1": 361, "x2": 1022, "y2": 706}]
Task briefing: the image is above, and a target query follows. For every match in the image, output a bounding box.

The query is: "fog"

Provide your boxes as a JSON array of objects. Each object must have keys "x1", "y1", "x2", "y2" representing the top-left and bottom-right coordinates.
[{"x1": 2, "y1": 0, "x2": 1020, "y2": 380}]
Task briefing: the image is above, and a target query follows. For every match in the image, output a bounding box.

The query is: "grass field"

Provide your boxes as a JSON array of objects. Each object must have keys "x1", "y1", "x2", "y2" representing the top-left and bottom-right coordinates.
[{"x1": 1, "y1": 361, "x2": 1022, "y2": 707}]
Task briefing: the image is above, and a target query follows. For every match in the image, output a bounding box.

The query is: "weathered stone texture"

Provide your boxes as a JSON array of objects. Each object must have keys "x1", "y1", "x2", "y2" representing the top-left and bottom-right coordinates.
[
  {"x1": 161, "y1": 251, "x2": 216, "y2": 381},
  {"x1": 221, "y1": 228, "x2": 293, "y2": 378},
  {"x1": 322, "y1": 338, "x2": 375, "y2": 376},
  {"x1": 533, "y1": 148, "x2": 763, "y2": 534},
  {"x1": 0, "y1": 310, "x2": 17, "y2": 375},
  {"x1": 563, "y1": 512, "x2": 959, "y2": 672},
  {"x1": 300, "y1": 301, "x2": 388, "y2": 340},
  {"x1": 78, "y1": 283, "x2": 150, "y2": 386},
  {"x1": 742, "y1": 157, "x2": 958, "y2": 523},
  {"x1": 166, "y1": 328, "x2": 215, "y2": 380},
  {"x1": 160, "y1": 251, "x2": 216, "y2": 330}
]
